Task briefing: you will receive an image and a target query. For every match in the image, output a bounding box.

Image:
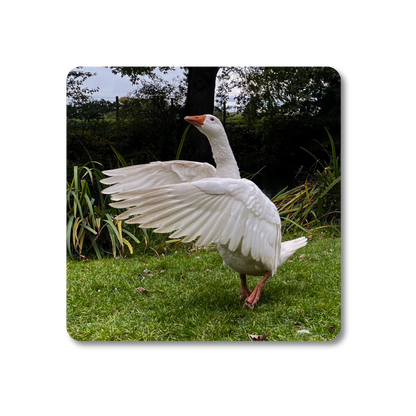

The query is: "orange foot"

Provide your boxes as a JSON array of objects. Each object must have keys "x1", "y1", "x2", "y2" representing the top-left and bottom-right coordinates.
[
  {"x1": 243, "y1": 286, "x2": 262, "y2": 309},
  {"x1": 242, "y1": 271, "x2": 272, "y2": 309}
]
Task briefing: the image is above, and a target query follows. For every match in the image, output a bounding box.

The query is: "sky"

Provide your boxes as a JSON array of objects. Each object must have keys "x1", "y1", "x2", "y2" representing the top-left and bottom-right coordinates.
[{"x1": 68, "y1": 66, "x2": 239, "y2": 109}]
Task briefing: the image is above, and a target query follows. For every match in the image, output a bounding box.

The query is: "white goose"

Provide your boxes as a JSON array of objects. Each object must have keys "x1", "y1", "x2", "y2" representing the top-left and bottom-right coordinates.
[{"x1": 101, "y1": 114, "x2": 307, "y2": 308}]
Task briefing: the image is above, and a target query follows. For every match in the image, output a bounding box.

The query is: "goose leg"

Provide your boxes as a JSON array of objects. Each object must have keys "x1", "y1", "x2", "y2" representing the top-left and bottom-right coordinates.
[
  {"x1": 239, "y1": 274, "x2": 252, "y2": 299},
  {"x1": 244, "y1": 271, "x2": 272, "y2": 309}
]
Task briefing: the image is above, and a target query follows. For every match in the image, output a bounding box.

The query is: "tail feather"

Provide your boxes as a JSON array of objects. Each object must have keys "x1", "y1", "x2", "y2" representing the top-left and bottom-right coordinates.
[{"x1": 280, "y1": 237, "x2": 308, "y2": 264}]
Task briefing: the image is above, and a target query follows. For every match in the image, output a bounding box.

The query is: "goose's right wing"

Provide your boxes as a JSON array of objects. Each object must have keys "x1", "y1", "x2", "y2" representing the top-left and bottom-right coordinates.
[{"x1": 111, "y1": 177, "x2": 281, "y2": 273}]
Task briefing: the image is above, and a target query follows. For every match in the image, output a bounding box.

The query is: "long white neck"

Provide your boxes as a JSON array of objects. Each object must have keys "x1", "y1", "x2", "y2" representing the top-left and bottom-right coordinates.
[{"x1": 207, "y1": 131, "x2": 240, "y2": 179}]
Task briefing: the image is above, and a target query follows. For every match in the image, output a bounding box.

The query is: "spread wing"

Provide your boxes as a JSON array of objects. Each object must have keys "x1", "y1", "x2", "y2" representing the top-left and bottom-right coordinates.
[
  {"x1": 101, "y1": 160, "x2": 216, "y2": 195},
  {"x1": 109, "y1": 177, "x2": 281, "y2": 272}
]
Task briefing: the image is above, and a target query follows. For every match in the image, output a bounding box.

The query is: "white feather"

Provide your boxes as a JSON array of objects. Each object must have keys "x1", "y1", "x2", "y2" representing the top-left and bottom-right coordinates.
[{"x1": 102, "y1": 160, "x2": 216, "y2": 195}]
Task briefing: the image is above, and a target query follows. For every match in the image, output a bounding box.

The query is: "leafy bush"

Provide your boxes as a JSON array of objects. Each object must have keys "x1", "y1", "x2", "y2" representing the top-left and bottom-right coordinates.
[
  {"x1": 272, "y1": 129, "x2": 341, "y2": 233},
  {"x1": 66, "y1": 163, "x2": 141, "y2": 259}
]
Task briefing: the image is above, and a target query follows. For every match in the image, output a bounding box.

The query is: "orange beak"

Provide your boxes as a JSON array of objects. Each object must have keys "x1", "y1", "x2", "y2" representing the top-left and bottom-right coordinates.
[{"x1": 184, "y1": 115, "x2": 206, "y2": 127}]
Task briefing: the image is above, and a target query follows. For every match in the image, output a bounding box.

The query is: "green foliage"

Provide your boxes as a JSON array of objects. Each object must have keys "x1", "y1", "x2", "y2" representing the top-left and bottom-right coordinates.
[
  {"x1": 272, "y1": 129, "x2": 341, "y2": 232},
  {"x1": 66, "y1": 68, "x2": 99, "y2": 106},
  {"x1": 67, "y1": 74, "x2": 188, "y2": 183},
  {"x1": 219, "y1": 67, "x2": 340, "y2": 190},
  {"x1": 175, "y1": 124, "x2": 190, "y2": 160},
  {"x1": 224, "y1": 67, "x2": 340, "y2": 119},
  {"x1": 67, "y1": 148, "x2": 187, "y2": 260},
  {"x1": 110, "y1": 66, "x2": 174, "y2": 84},
  {"x1": 67, "y1": 99, "x2": 116, "y2": 121},
  {"x1": 66, "y1": 163, "x2": 141, "y2": 259}
]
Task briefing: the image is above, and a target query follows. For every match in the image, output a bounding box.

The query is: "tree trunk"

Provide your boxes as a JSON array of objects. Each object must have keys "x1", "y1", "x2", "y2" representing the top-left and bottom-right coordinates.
[{"x1": 183, "y1": 67, "x2": 219, "y2": 164}]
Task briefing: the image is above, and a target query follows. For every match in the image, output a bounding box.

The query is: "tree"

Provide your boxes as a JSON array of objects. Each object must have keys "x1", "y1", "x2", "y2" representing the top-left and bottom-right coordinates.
[
  {"x1": 66, "y1": 68, "x2": 99, "y2": 107},
  {"x1": 73, "y1": 64, "x2": 336, "y2": 163},
  {"x1": 217, "y1": 67, "x2": 340, "y2": 120},
  {"x1": 67, "y1": 99, "x2": 115, "y2": 121},
  {"x1": 183, "y1": 67, "x2": 219, "y2": 163},
  {"x1": 110, "y1": 66, "x2": 220, "y2": 163}
]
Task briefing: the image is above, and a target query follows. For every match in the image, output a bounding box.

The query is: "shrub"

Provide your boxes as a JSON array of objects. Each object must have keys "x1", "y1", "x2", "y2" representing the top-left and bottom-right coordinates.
[
  {"x1": 272, "y1": 128, "x2": 341, "y2": 233},
  {"x1": 66, "y1": 163, "x2": 141, "y2": 259}
]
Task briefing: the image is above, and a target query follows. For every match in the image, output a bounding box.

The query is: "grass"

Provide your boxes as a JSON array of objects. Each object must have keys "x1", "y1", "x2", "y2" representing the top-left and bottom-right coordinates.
[{"x1": 67, "y1": 230, "x2": 341, "y2": 341}]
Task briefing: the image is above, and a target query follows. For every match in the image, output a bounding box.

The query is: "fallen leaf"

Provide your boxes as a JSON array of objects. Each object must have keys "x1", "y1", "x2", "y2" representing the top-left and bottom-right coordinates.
[
  {"x1": 308, "y1": 235, "x2": 313, "y2": 240},
  {"x1": 136, "y1": 287, "x2": 148, "y2": 293},
  {"x1": 294, "y1": 323, "x2": 302, "y2": 330},
  {"x1": 300, "y1": 254, "x2": 306, "y2": 259},
  {"x1": 248, "y1": 333, "x2": 269, "y2": 341},
  {"x1": 318, "y1": 236, "x2": 323, "y2": 240}
]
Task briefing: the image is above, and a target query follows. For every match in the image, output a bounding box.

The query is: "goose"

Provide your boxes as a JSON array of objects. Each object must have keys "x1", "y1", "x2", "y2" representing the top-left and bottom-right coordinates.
[{"x1": 101, "y1": 114, "x2": 307, "y2": 308}]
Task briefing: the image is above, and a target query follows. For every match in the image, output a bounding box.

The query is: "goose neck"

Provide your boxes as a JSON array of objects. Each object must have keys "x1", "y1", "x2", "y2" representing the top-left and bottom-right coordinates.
[{"x1": 208, "y1": 133, "x2": 240, "y2": 179}]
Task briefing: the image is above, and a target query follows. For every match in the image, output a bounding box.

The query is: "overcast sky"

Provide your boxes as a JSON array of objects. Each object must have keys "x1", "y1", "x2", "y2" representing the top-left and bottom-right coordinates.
[{"x1": 68, "y1": 66, "x2": 239, "y2": 109}]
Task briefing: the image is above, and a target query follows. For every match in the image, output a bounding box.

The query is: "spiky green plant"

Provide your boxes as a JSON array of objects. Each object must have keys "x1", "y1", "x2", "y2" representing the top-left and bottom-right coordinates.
[
  {"x1": 272, "y1": 129, "x2": 341, "y2": 233},
  {"x1": 66, "y1": 163, "x2": 140, "y2": 259}
]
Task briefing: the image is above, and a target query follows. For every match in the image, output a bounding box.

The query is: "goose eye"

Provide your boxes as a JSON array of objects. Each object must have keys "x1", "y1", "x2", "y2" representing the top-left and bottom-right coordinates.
[{"x1": 210, "y1": 117, "x2": 215, "y2": 121}]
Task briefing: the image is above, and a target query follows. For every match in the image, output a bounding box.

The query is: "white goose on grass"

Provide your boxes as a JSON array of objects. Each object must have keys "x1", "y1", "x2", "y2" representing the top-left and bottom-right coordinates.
[{"x1": 101, "y1": 114, "x2": 307, "y2": 308}]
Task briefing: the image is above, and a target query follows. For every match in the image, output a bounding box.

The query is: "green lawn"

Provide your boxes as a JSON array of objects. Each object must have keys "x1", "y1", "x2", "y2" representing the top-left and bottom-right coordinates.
[{"x1": 67, "y1": 231, "x2": 341, "y2": 341}]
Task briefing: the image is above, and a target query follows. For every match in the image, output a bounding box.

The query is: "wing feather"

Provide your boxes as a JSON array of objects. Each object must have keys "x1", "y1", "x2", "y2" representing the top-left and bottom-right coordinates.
[
  {"x1": 101, "y1": 161, "x2": 216, "y2": 195},
  {"x1": 106, "y1": 177, "x2": 281, "y2": 270}
]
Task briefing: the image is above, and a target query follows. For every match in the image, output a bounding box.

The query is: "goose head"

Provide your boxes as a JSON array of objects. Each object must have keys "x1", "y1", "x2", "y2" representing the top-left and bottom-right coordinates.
[
  {"x1": 184, "y1": 114, "x2": 240, "y2": 179},
  {"x1": 184, "y1": 114, "x2": 225, "y2": 139}
]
